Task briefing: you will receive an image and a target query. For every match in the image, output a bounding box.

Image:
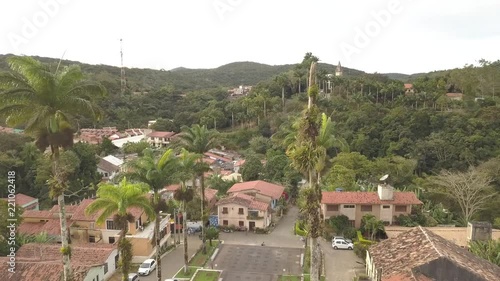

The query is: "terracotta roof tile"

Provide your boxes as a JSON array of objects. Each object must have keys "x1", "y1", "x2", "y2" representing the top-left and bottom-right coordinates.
[
  {"x1": 2, "y1": 193, "x2": 38, "y2": 207},
  {"x1": 164, "y1": 184, "x2": 181, "y2": 192},
  {"x1": 321, "y1": 191, "x2": 422, "y2": 205},
  {"x1": 369, "y1": 226, "x2": 500, "y2": 281},
  {"x1": 205, "y1": 188, "x2": 218, "y2": 202},
  {"x1": 217, "y1": 193, "x2": 269, "y2": 211},
  {"x1": 0, "y1": 258, "x2": 90, "y2": 281},
  {"x1": 97, "y1": 158, "x2": 120, "y2": 173},
  {"x1": 147, "y1": 131, "x2": 176, "y2": 138},
  {"x1": 18, "y1": 218, "x2": 69, "y2": 237},
  {"x1": 17, "y1": 243, "x2": 116, "y2": 266},
  {"x1": 22, "y1": 210, "x2": 54, "y2": 219},
  {"x1": 227, "y1": 180, "x2": 285, "y2": 200}
]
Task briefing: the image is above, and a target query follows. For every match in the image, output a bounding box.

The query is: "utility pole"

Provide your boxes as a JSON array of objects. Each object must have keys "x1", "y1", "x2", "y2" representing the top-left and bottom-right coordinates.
[{"x1": 120, "y1": 38, "x2": 126, "y2": 95}]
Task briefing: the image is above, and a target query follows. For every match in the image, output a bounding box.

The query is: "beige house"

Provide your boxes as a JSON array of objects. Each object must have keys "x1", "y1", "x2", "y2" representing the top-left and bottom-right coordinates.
[
  {"x1": 147, "y1": 131, "x2": 177, "y2": 148},
  {"x1": 217, "y1": 192, "x2": 271, "y2": 230},
  {"x1": 366, "y1": 226, "x2": 500, "y2": 281},
  {"x1": 321, "y1": 183, "x2": 422, "y2": 228},
  {"x1": 227, "y1": 180, "x2": 285, "y2": 210}
]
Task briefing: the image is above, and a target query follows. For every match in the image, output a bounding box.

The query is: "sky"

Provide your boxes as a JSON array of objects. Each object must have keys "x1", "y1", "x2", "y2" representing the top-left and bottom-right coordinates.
[{"x1": 1, "y1": 0, "x2": 500, "y2": 74}]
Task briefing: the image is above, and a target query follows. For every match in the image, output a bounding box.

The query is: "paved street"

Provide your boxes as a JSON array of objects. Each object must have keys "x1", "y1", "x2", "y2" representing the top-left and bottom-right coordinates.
[{"x1": 140, "y1": 235, "x2": 202, "y2": 281}]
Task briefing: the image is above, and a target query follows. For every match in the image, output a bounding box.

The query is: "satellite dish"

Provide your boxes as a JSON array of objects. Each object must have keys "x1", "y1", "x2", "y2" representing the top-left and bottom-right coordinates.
[{"x1": 380, "y1": 174, "x2": 389, "y2": 181}]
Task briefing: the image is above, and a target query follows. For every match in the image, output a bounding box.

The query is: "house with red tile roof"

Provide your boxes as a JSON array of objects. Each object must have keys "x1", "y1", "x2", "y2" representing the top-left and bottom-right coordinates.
[
  {"x1": 366, "y1": 226, "x2": 500, "y2": 281},
  {"x1": 1, "y1": 193, "x2": 39, "y2": 210},
  {"x1": 147, "y1": 131, "x2": 177, "y2": 147},
  {"x1": 446, "y1": 92, "x2": 464, "y2": 101},
  {"x1": 321, "y1": 183, "x2": 422, "y2": 228},
  {"x1": 216, "y1": 192, "x2": 272, "y2": 231},
  {"x1": 227, "y1": 180, "x2": 285, "y2": 209},
  {"x1": 0, "y1": 243, "x2": 118, "y2": 281}
]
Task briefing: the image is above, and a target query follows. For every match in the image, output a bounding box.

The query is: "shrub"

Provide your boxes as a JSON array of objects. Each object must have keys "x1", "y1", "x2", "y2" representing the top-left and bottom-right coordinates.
[
  {"x1": 254, "y1": 227, "x2": 268, "y2": 234},
  {"x1": 343, "y1": 227, "x2": 357, "y2": 240},
  {"x1": 295, "y1": 221, "x2": 307, "y2": 237},
  {"x1": 353, "y1": 242, "x2": 369, "y2": 260},
  {"x1": 356, "y1": 231, "x2": 374, "y2": 245}
]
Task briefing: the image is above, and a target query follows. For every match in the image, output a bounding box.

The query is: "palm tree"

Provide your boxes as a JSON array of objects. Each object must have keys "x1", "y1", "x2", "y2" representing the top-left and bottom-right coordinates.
[
  {"x1": 274, "y1": 74, "x2": 289, "y2": 111},
  {"x1": 0, "y1": 56, "x2": 105, "y2": 281},
  {"x1": 173, "y1": 149, "x2": 198, "y2": 274},
  {"x1": 124, "y1": 148, "x2": 178, "y2": 281},
  {"x1": 286, "y1": 62, "x2": 322, "y2": 281},
  {"x1": 85, "y1": 178, "x2": 155, "y2": 281},
  {"x1": 175, "y1": 124, "x2": 217, "y2": 254}
]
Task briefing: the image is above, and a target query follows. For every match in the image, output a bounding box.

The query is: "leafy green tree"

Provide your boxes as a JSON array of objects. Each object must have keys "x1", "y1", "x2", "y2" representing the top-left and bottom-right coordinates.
[
  {"x1": 175, "y1": 124, "x2": 217, "y2": 254},
  {"x1": 249, "y1": 136, "x2": 273, "y2": 154},
  {"x1": 85, "y1": 178, "x2": 155, "y2": 281},
  {"x1": 0, "y1": 56, "x2": 105, "y2": 281},
  {"x1": 328, "y1": 215, "x2": 350, "y2": 235},
  {"x1": 206, "y1": 227, "x2": 220, "y2": 246},
  {"x1": 98, "y1": 137, "x2": 118, "y2": 156},
  {"x1": 241, "y1": 154, "x2": 263, "y2": 181},
  {"x1": 0, "y1": 200, "x2": 23, "y2": 255},
  {"x1": 122, "y1": 141, "x2": 150, "y2": 156},
  {"x1": 124, "y1": 148, "x2": 177, "y2": 281},
  {"x1": 151, "y1": 118, "x2": 177, "y2": 132}
]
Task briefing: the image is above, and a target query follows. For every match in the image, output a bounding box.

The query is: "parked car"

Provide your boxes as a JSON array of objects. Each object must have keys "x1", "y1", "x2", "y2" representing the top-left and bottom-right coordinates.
[
  {"x1": 128, "y1": 273, "x2": 140, "y2": 281},
  {"x1": 332, "y1": 239, "x2": 354, "y2": 250},
  {"x1": 332, "y1": 236, "x2": 352, "y2": 243},
  {"x1": 138, "y1": 259, "x2": 156, "y2": 275}
]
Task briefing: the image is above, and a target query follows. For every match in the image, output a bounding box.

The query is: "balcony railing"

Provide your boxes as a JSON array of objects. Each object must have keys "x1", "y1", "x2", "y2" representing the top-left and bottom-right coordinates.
[{"x1": 246, "y1": 215, "x2": 264, "y2": 220}]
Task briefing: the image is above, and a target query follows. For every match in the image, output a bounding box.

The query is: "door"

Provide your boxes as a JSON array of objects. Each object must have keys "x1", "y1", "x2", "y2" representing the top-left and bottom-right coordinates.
[{"x1": 249, "y1": 221, "x2": 256, "y2": 231}]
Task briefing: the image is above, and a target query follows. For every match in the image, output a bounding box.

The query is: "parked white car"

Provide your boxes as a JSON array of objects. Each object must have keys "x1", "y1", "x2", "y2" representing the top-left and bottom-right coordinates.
[
  {"x1": 138, "y1": 259, "x2": 156, "y2": 275},
  {"x1": 128, "y1": 273, "x2": 139, "y2": 281},
  {"x1": 332, "y1": 236, "x2": 352, "y2": 243},
  {"x1": 332, "y1": 239, "x2": 354, "y2": 250}
]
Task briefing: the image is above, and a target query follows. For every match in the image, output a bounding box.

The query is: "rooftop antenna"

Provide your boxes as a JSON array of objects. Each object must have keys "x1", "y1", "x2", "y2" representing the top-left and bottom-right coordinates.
[{"x1": 120, "y1": 39, "x2": 126, "y2": 95}]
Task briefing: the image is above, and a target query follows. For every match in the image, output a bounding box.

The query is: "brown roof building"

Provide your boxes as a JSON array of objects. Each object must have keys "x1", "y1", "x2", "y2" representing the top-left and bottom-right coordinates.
[
  {"x1": 227, "y1": 180, "x2": 285, "y2": 201},
  {"x1": 366, "y1": 226, "x2": 500, "y2": 281}
]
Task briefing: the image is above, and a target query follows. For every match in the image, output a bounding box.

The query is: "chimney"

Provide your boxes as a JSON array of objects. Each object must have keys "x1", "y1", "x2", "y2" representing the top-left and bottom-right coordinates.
[
  {"x1": 467, "y1": 221, "x2": 492, "y2": 242},
  {"x1": 377, "y1": 183, "x2": 394, "y2": 201}
]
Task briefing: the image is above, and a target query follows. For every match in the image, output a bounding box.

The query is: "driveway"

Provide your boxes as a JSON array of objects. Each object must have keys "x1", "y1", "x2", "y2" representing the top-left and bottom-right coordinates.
[
  {"x1": 319, "y1": 238, "x2": 365, "y2": 281},
  {"x1": 219, "y1": 206, "x2": 304, "y2": 249}
]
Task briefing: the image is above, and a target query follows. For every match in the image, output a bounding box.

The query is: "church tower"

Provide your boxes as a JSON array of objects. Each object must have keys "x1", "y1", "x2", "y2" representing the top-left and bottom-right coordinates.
[{"x1": 335, "y1": 61, "x2": 343, "y2": 77}]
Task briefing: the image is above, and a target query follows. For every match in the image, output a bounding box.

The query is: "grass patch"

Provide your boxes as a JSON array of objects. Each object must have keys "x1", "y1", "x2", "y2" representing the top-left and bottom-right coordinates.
[
  {"x1": 303, "y1": 275, "x2": 326, "y2": 281},
  {"x1": 189, "y1": 241, "x2": 220, "y2": 267},
  {"x1": 278, "y1": 275, "x2": 301, "y2": 281},
  {"x1": 174, "y1": 266, "x2": 200, "y2": 279},
  {"x1": 192, "y1": 270, "x2": 221, "y2": 281}
]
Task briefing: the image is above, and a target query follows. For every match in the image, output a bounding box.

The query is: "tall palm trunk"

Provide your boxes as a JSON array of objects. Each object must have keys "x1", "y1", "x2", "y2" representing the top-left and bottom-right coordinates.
[
  {"x1": 200, "y1": 173, "x2": 207, "y2": 254},
  {"x1": 183, "y1": 201, "x2": 188, "y2": 273},
  {"x1": 53, "y1": 148, "x2": 72, "y2": 281},
  {"x1": 118, "y1": 220, "x2": 129, "y2": 281},
  {"x1": 154, "y1": 191, "x2": 162, "y2": 281},
  {"x1": 308, "y1": 169, "x2": 321, "y2": 281}
]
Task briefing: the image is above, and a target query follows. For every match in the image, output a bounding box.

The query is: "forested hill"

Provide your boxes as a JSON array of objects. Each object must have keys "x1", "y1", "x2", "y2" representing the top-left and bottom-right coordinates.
[{"x1": 0, "y1": 54, "x2": 368, "y2": 92}]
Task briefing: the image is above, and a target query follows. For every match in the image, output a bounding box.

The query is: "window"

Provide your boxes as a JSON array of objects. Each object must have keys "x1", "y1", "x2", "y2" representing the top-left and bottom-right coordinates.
[
  {"x1": 106, "y1": 220, "x2": 119, "y2": 230},
  {"x1": 89, "y1": 222, "x2": 95, "y2": 229},
  {"x1": 343, "y1": 205, "x2": 355, "y2": 209},
  {"x1": 382, "y1": 205, "x2": 390, "y2": 209},
  {"x1": 108, "y1": 237, "x2": 115, "y2": 244},
  {"x1": 104, "y1": 263, "x2": 108, "y2": 274},
  {"x1": 238, "y1": 208, "x2": 244, "y2": 215},
  {"x1": 348, "y1": 220, "x2": 355, "y2": 227},
  {"x1": 361, "y1": 205, "x2": 372, "y2": 212},
  {"x1": 395, "y1": 205, "x2": 407, "y2": 212},
  {"x1": 223, "y1": 220, "x2": 228, "y2": 226},
  {"x1": 96, "y1": 275, "x2": 99, "y2": 281},
  {"x1": 327, "y1": 204, "x2": 339, "y2": 211},
  {"x1": 239, "y1": 221, "x2": 244, "y2": 227},
  {"x1": 222, "y1": 207, "x2": 228, "y2": 214},
  {"x1": 89, "y1": 235, "x2": 95, "y2": 243}
]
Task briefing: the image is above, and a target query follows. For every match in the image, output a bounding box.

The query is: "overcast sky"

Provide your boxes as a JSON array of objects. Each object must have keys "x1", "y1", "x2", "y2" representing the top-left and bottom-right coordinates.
[{"x1": 1, "y1": 0, "x2": 499, "y2": 74}]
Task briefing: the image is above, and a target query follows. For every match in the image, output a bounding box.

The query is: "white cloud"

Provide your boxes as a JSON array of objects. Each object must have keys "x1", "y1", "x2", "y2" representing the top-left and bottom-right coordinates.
[{"x1": 1, "y1": 0, "x2": 498, "y2": 74}]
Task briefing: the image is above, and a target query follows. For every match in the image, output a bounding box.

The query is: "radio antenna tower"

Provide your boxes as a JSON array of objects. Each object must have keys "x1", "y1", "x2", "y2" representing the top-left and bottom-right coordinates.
[{"x1": 120, "y1": 38, "x2": 126, "y2": 95}]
